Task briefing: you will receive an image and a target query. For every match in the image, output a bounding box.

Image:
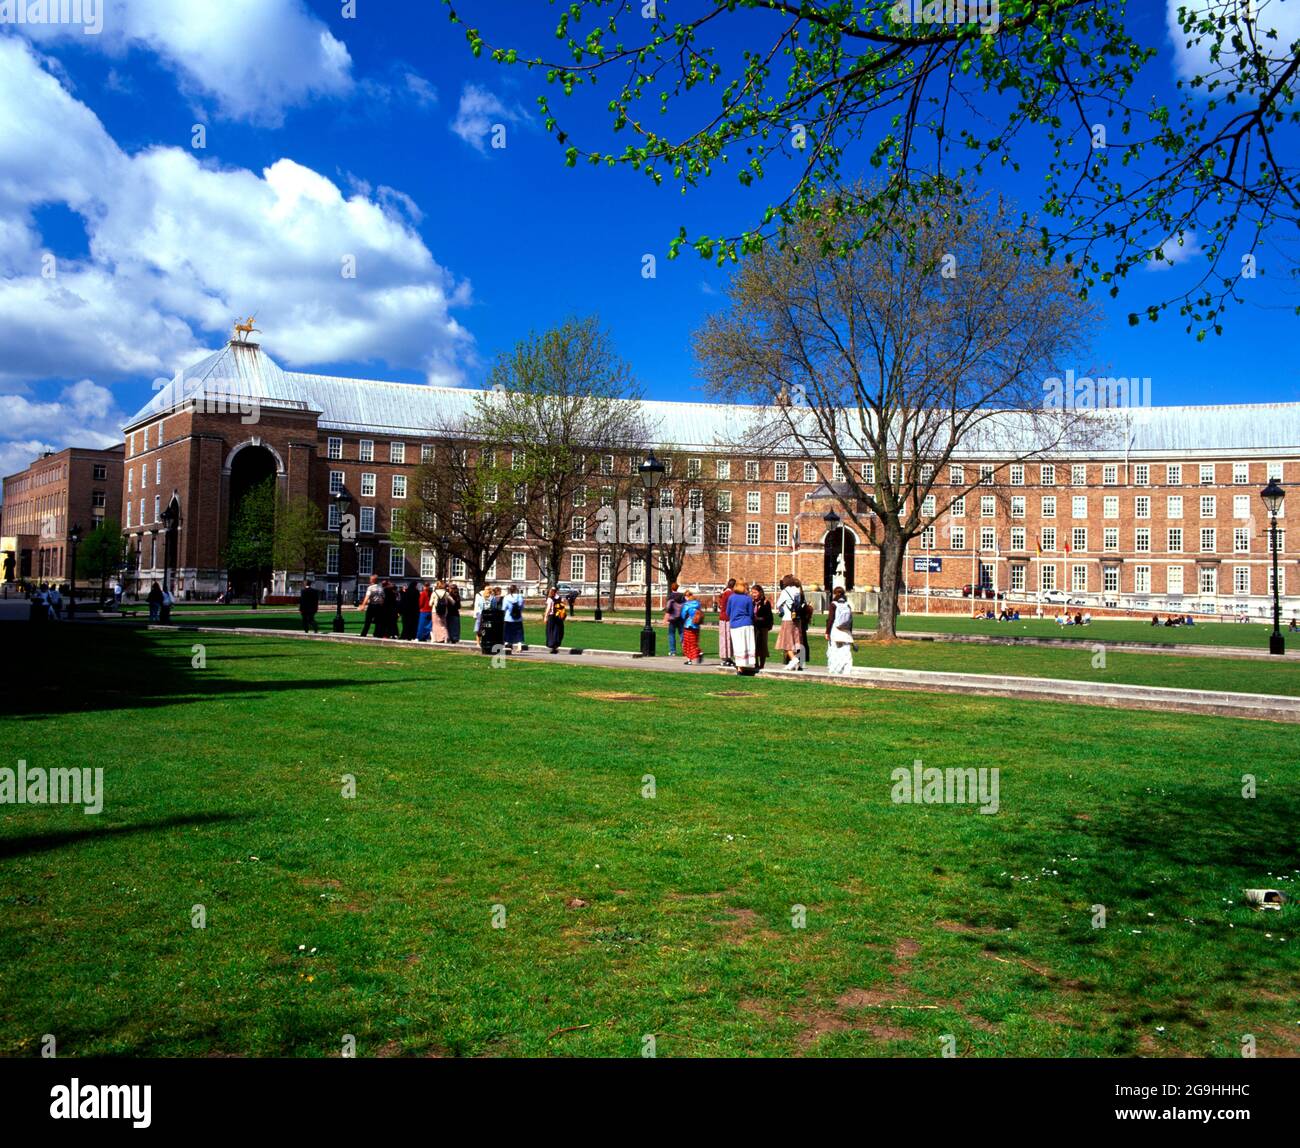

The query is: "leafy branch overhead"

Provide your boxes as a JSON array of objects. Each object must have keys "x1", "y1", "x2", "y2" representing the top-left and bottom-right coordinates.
[{"x1": 445, "y1": 0, "x2": 1300, "y2": 336}]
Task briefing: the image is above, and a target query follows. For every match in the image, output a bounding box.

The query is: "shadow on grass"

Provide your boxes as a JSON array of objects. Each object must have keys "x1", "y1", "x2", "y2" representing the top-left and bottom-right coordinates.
[{"x1": 0, "y1": 811, "x2": 248, "y2": 860}]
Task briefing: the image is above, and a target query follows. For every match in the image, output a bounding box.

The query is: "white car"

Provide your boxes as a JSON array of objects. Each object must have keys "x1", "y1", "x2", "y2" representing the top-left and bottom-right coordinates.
[{"x1": 1040, "y1": 589, "x2": 1071, "y2": 605}]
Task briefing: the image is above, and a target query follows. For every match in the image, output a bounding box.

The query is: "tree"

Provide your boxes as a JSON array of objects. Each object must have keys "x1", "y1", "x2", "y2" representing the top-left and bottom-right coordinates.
[
  {"x1": 448, "y1": 0, "x2": 1300, "y2": 335},
  {"x1": 76, "y1": 518, "x2": 125, "y2": 603},
  {"x1": 474, "y1": 316, "x2": 650, "y2": 588},
  {"x1": 224, "y1": 477, "x2": 276, "y2": 593},
  {"x1": 399, "y1": 432, "x2": 529, "y2": 591},
  {"x1": 273, "y1": 495, "x2": 326, "y2": 579},
  {"x1": 693, "y1": 190, "x2": 1098, "y2": 639}
]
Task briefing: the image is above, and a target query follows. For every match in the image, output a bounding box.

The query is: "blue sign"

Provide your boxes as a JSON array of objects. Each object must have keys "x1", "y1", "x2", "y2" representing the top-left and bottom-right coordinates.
[{"x1": 913, "y1": 557, "x2": 942, "y2": 573}]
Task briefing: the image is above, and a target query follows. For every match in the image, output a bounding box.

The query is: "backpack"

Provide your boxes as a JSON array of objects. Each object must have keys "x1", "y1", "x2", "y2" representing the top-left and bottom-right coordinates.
[
  {"x1": 509, "y1": 599, "x2": 523, "y2": 622},
  {"x1": 666, "y1": 596, "x2": 681, "y2": 620},
  {"x1": 555, "y1": 601, "x2": 567, "y2": 621},
  {"x1": 435, "y1": 595, "x2": 448, "y2": 618}
]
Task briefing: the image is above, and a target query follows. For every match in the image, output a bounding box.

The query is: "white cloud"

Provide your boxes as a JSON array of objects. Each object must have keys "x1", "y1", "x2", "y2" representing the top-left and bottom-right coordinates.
[
  {"x1": 0, "y1": 38, "x2": 473, "y2": 399},
  {"x1": 450, "y1": 83, "x2": 528, "y2": 152},
  {"x1": 1148, "y1": 229, "x2": 1204, "y2": 269},
  {"x1": 0, "y1": 380, "x2": 125, "y2": 479},
  {"x1": 1166, "y1": 0, "x2": 1300, "y2": 84},
  {"x1": 14, "y1": 0, "x2": 354, "y2": 125}
]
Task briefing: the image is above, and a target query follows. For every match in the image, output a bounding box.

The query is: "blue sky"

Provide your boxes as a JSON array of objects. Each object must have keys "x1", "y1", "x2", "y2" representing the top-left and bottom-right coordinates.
[{"x1": 1, "y1": 0, "x2": 1298, "y2": 479}]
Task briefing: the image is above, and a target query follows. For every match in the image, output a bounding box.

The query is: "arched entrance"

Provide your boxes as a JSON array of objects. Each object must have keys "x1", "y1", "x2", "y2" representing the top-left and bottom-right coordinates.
[
  {"x1": 226, "y1": 444, "x2": 279, "y2": 597},
  {"x1": 823, "y1": 526, "x2": 857, "y2": 591}
]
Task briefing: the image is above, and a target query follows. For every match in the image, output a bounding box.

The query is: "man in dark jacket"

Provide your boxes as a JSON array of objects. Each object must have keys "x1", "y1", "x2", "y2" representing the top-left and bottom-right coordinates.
[{"x1": 299, "y1": 579, "x2": 320, "y2": 632}]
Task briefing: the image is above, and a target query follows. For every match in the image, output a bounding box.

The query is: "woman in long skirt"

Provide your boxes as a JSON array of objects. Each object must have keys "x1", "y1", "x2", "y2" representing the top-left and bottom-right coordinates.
[
  {"x1": 682, "y1": 591, "x2": 703, "y2": 664},
  {"x1": 826, "y1": 586, "x2": 855, "y2": 675},
  {"x1": 502, "y1": 584, "x2": 526, "y2": 651},
  {"x1": 774, "y1": 575, "x2": 803, "y2": 669},
  {"x1": 717, "y1": 578, "x2": 736, "y2": 667},
  {"x1": 543, "y1": 586, "x2": 565, "y2": 652},
  {"x1": 752, "y1": 584, "x2": 773, "y2": 671},
  {"x1": 446, "y1": 582, "x2": 462, "y2": 643},
  {"x1": 430, "y1": 580, "x2": 450, "y2": 642},
  {"x1": 726, "y1": 579, "x2": 757, "y2": 673}
]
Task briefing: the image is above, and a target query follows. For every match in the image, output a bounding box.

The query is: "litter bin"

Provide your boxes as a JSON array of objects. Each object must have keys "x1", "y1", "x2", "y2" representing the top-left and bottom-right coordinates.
[{"x1": 479, "y1": 601, "x2": 504, "y2": 655}]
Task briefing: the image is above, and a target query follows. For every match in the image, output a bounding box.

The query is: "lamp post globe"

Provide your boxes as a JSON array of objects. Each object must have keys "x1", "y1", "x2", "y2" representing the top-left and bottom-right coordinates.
[
  {"x1": 1261, "y1": 479, "x2": 1286, "y2": 655},
  {"x1": 638, "y1": 451, "x2": 666, "y2": 657},
  {"x1": 333, "y1": 485, "x2": 352, "y2": 632}
]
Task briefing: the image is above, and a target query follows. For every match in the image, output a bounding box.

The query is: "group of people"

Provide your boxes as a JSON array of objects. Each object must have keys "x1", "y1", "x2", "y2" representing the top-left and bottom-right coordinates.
[
  {"x1": 1151, "y1": 613, "x2": 1197, "y2": 627},
  {"x1": 146, "y1": 580, "x2": 174, "y2": 623},
  {"x1": 26, "y1": 582, "x2": 69, "y2": 622},
  {"x1": 1056, "y1": 610, "x2": 1093, "y2": 627}
]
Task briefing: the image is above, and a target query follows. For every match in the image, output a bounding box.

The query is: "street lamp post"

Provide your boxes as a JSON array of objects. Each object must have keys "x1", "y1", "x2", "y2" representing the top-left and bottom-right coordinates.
[
  {"x1": 68, "y1": 523, "x2": 82, "y2": 618},
  {"x1": 333, "y1": 485, "x2": 353, "y2": 633},
  {"x1": 638, "y1": 450, "x2": 665, "y2": 656},
  {"x1": 160, "y1": 498, "x2": 179, "y2": 598},
  {"x1": 439, "y1": 534, "x2": 452, "y2": 581},
  {"x1": 1261, "y1": 478, "x2": 1286, "y2": 655}
]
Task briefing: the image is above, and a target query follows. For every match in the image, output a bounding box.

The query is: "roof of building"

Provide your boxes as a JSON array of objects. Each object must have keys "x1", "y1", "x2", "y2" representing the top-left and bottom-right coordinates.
[{"x1": 122, "y1": 342, "x2": 1300, "y2": 457}]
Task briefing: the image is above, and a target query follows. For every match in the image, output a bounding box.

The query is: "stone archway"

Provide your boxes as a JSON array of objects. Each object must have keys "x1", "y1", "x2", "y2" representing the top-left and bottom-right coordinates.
[{"x1": 225, "y1": 444, "x2": 279, "y2": 597}]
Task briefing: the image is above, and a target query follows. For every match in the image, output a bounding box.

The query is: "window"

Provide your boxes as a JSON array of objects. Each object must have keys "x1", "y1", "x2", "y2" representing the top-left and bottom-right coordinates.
[
  {"x1": 1269, "y1": 530, "x2": 1286, "y2": 554},
  {"x1": 1009, "y1": 464, "x2": 1024, "y2": 486},
  {"x1": 598, "y1": 553, "x2": 611, "y2": 582},
  {"x1": 421, "y1": 444, "x2": 435, "y2": 463},
  {"x1": 392, "y1": 475, "x2": 407, "y2": 499},
  {"x1": 745, "y1": 460, "x2": 760, "y2": 481},
  {"x1": 359, "y1": 507, "x2": 375, "y2": 533},
  {"x1": 951, "y1": 526, "x2": 966, "y2": 550},
  {"x1": 919, "y1": 526, "x2": 936, "y2": 549},
  {"x1": 775, "y1": 522, "x2": 790, "y2": 547},
  {"x1": 1041, "y1": 496, "x2": 1056, "y2": 518},
  {"x1": 1010, "y1": 496, "x2": 1025, "y2": 518},
  {"x1": 326, "y1": 544, "x2": 339, "y2": 575},
  {"x1": 570, "y1": 553, "x2": 586, "y2": 582},
  {"x1": 573, "y1": 486, "x2": 587, "y2": 508},
  {"x1": 1135, "y1": 528, "x2": 1150, "y2": 552},
  {"x1": 512, "y1": 451, "x2": 526, "y2": 471},
  {"x1": 773, "y1": 460, "x2": 788, "y2": 482},
  {"x1": 716, "y1": 459, "x2": 731, "y2": 480},
  {"x1": 1134, "y1": 464, "x2": 1149, "y2": 486},
  {"x1": 746, "y1": 522, "x2": 760, "y2": 546},
  {"x1": 1233, "y1": 462, "x2": 1249, "y2": 485},
  {"x1": 1166, "y1": 566, "x2": 1183, "y2": 595},
  {"x1": 1167, "y1": 527, "x2": 1183, "y2": 552},
  {"x1": 327, "y1": 437, "x2": 342, "y2": 460},
  {"x1": 980, "y1": 496, "x2": 995, "y2": 517},
  {"x1": 357, "y1": 547, "x2": 374, "y2": 575},
  {"x1": 1269, "y1": 566, "x2": 1286, "y2": 596},
  {"x1": 1134, "y1": 566, "x2": 1151, "y2": 594},
  {"x1": 1042, "y1": 527, "x2": 1057, "y2": 551},
  {"x1": 330, "y1": 471, "x2": 345, "y2": 496},
  {"x1": 127, "y1": 470, "x2": 133, "y2": 494},
  {"x1": 775, "y1": 491, "x2": 790, "y2": 515},
  {"x1": 420, "y1": 550, "x2": 437, "y2": 578},
  {"x1": 921, "y1": 495, "x2": 936, "y2": 517},
  {"x1": 389, "y1": 442, "x2": 405, "y2": 464},
  {"x1": 571, "y1": 515, "x2": 586, "y2": 541},
  {"x1": 980, "y1": 464, "x2": 995, "y2": 485},
  {"x1": 951, "y1": 496, "x2": 966, "y2": 517},
  {"x1": 155, "y1": 459, "x2": 162, "y2": 485},
  {"x1": 1010, "y1": 527, "x2": 1026, "y2": 550},
  {"x1": 1234, "y1": 565, "x2": 1251, "y2": 595},
  {"x1": 599, "y1": 454, "x2": 614, "y2": 476},
  {"x1": 803, "y1": 462, "x2": 817, "y2": 483},
  {"x1": 1200, "y1": 527, "x2": 1216, "y2": 552},
  {"x1": 359, "y1": 473, "x2": 375, "y2": 497},
  {"x1": 1072, "y1": 496, "x2": 1088, "y2": 519},
  {"x1": 688, "y1": 488, "x2": 704, "y2": 510},
  {"x1": 1199, "y1": 567, "x2": 1217, "y2": 596},
  {"x1": 717, "y1": 491, "x2": 732, "y2": 512},
  {"x1": 630, "y1": 487, "x2": 644, "y2": 508},
  {"x1": 125, "y1": 503, "x2": 131, "y2": 528},
  {"x1": 1200, "y1": 464, "x2": 1215, "y2": 485},
  {"x1": 390, "y1": 508, "x2": 405, "y2": 533},
  {"x1": 1072, "y1": 527, "x2": 1088, "y2": 552},
  {"x1": 1134, "y1": 496, "x2": 1150, "y2": 519},
  {"x1": 747, "y1": 491, "x2": 761, "y2": 513},
  {"x1": 920, "y1": 463, "x2": 934, "y2": 482},
  {"x1": 1072, "y1": 564, "x2": 1088, "y2": 592},
  {"x1": 511, "y1": 552, "x2": 527, "y2": 581},
  {"x1": 1166, "y1": 464, "x2": 1182, "y2": 485},
  {"x1": 1200, "y1": 495, "x2": 1216, "y2": 518},
  {"x1": 832, "y1": 461, "x2": 845, "y2": 482},
  {"x1": 139, "y1": 498, "x2": 144, "y2": 525},
  {"x1": 1104, "y1": 527, "x2": 1119, "y2": 551},
  {"x1": 1103, "y1": 496, "x2": 1119, "y2": 518},
  {"x1": 950, "y1": 464, "x2": 965, "y2": 485},
  {"x1": 630, "y1": 557, "x2": 645, "y2": 584},
  {"x1": 980, "y1": 527, "x2": 996, "y2": 551},
  {"x1": 1010, "y1": 565, "x2": 1026, "y2": 591},
  {"x1": 1103, "y1": 464, "x2": 1119, "y2": 485},
  {"x1": 1040, "y1": 464, "x2": 1055, "y2": 485},
  {"x1": 1234, "y1": 527, "x2": 1249, "y2": 553},
  {"x1": 1101, "y1": 565, "x2": 1120, "y2": 594},
  {"x1": 1233, "y1": 494, "x2": 1250, "y2": 519},
  {"x1": 1075, "y1": 465, "x2": 1090, "y2": 485},
  {"x1": 687, "y1": 457, "x2": 701, "y2": 478},
  {"x1": 1167, "y1": 495, "x2": 1183, "y2": 519},
  {"x1": 1040, "y1": 564, "x2": 1057, "y2": 592},
  {"x1": 1267, "y1": 461, "x2": 1283, "y2": 481},
  {"x1": 359, "y1": 440, "x2": 374, "y2": 462},
  {"x1": 328, "y1": 504, "x2": 341, "y2": 530},
  {"x1": 716, "y1": 521, "x2": 731, "y2": 546}
]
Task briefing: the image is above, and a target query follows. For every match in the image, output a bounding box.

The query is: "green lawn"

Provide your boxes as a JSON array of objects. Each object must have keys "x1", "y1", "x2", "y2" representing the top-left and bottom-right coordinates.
[
  {"x1": 1, "y1": 626, "x2": 1296, "y2": 1058},
  {"x1": 147, "y1": 612, "x2": 1300, "y2": 697}
]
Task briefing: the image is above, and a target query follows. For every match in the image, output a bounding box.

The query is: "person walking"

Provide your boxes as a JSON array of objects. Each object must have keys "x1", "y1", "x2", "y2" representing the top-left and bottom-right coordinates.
[
  {"x1": 359, "y1": 575, "x2": 384, "y2": 637},
  {"x1": 160, "y1": 585, "x2": 173, "y2": 624},
  {"x1": 544, "y1": 585, "x2": 566, "y2": 653},
  {"x1": 299, "y1": 578, "x2": 320, "y2": 632},
  {"x1": 727, "y1": 578, "x2": 757, "y2": 674},
  {"x1": 752, "y1": 583, "x2": 773, "y2": 671},
  {"x1": 717, "y1": 578, "x2": 736, "y2": 667},
  {"x1": 399, "y1": 579, "x2": 421, "y2": 640},
  {"x1": 681, "y1": 590, "x2": 703, "y2": 664},
  {"x1": 664, "y1": 581, "x2": 686, "y2": 656},
  {"x1": 775, "y1": 575, "x2": 803, "y2": 670},
  {"x1": 416, "y1": 581, "x2": 433, "y2": 641},
  {"x1": 472, "y1": 584, "x2": 487, "y2": 639},
  {"x1": 147, "y1": 579, "x2": 163, "y2": 623},
  {"x1": 446, "y1": 581, "x2": 463, "y2": 643},
  {"x1": 503, "y1": 584, "x2": 526, "y2": 651},
  {"x1": 430, "y1": 580, "x2": 451, "y2": 642},
  {"x1": 826, "y1": 586, "x2": 856, "y2": 675}
]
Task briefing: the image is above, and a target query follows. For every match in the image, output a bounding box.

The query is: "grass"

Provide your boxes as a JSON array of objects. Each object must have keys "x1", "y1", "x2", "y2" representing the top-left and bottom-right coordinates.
[
  {"x1": 1, "y1": 625, "x2": 1296, "y2": 1058},
  {"x1": 138, "y1": 611, "x2": 1300, "y2": 697}
]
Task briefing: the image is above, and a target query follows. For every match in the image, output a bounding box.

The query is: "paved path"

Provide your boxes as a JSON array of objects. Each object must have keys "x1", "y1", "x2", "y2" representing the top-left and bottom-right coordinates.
[{"x1": 161, "y1": 622, "x2": 1300, "y2": 724}]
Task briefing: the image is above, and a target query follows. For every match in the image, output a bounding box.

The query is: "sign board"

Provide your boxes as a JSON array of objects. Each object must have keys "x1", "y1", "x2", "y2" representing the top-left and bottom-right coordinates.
[{"x1": 912, "y1": 557, "x2": 942, "y2": 573}]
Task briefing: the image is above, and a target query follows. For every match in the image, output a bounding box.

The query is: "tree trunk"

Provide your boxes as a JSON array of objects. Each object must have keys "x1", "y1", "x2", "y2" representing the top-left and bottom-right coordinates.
[{"x1": 875, "y1": 525, "x2": 907, "y2": 639}]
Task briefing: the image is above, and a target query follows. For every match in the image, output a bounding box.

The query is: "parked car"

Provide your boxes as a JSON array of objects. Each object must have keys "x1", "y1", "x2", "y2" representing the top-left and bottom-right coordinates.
[{"x1": 1041, "y1": 589, "x2": 1071, "y2": 605}]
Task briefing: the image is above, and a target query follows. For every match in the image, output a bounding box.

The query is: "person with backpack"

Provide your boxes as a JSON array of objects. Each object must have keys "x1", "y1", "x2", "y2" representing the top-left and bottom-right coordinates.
[
  {"x1": 825, "y1": 586, "x2": 856, "y2": 675},
  {"x1": 299, "y1": 578, "x2": 320, "y2": 633},
  {"x1": 681, "y1": 590, "x2": 704, "y2": 664},
  {"x1": 663, "y1": 581, "x2": 686, "y2": 655},
  {"x1": 544, "y1": 585, "x2": 567, "y2": 653},
  {"x1": 717, "y1": 578, "x2": 737, "y2": 667},
  {"x1": 503, "y1": 584, "x2": 526, "y2": 651},
  {"x1": 430, "y1": 580, "x2": 450, "y2": 642},
  {"x1": 445, "y1": 581, "x2": 463, "y2": 643},
  {"x1": 380, "y1": 579, "x2": 399, "y2": 638},
  {"x1": 775, "y1": 575, "x2": 804, "y2": 670},
  {"x1": 479, "y1": 586, "x2": 505, "y2": 655}
]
